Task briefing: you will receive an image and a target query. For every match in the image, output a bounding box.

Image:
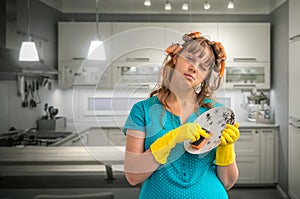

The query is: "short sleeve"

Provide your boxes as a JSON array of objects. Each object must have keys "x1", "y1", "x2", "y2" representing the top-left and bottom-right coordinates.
[{"x1": 122, "y1": 102, "x2": 146, "y2": 135}]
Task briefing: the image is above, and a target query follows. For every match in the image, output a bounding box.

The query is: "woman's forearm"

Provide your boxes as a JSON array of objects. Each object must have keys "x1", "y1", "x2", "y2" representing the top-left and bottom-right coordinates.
[
  {"x1": 124, "y1": 148, "x2": 160, "y2": 186},
  {"x1": 216, "y1": 161, "x2": 239, "y2": 190}
]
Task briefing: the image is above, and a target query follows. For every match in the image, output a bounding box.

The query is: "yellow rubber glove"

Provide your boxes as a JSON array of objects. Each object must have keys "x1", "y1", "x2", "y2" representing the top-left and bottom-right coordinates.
[
  {"x1": 150, "y1": 123, "x2": 210, "y2": 164},
  {"x1": 215, "y1": 123, "x2": 240, "y2": 166}
]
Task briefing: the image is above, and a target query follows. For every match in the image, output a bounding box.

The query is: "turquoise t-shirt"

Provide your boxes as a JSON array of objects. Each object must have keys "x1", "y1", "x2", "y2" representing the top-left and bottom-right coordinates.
[{"x1": 123, "y1": 96, "x2": 227, "y2": 199}]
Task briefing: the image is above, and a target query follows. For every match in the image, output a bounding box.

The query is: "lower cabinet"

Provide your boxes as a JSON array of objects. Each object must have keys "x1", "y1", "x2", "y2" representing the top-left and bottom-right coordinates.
[{"x1": 235, "y1": 127, "x2": 277, "y2": 184}]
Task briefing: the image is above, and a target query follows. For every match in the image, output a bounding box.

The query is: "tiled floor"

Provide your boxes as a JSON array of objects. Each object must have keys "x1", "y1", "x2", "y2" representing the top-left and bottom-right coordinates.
[{"x1": 227, "y1": 187, "x2": 285, "y2": 199}]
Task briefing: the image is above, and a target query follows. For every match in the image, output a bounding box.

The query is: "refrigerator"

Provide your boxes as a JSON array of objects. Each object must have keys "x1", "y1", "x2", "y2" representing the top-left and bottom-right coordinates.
[{"x1": 288, "y1": 33, "x2": 300, "y2": 199}]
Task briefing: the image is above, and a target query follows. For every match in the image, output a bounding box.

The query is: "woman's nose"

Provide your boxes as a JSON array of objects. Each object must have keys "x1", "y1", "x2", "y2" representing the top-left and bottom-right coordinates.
[{"x1": 188, "y1": 64, "x2": 197, "y2": 73}]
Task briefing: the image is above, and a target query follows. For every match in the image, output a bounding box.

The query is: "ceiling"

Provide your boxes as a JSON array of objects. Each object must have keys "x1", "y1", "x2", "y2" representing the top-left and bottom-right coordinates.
[{"x1": 39, "y1": 0, "x2": 287, "y2": 15}]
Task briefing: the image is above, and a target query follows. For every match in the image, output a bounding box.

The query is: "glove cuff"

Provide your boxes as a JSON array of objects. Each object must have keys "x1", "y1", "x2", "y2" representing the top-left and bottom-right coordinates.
[
  {"x1": 215, "y1": 144, "x2": 236, "y2": 166},
  {"x1": 150, "y1": 135, "x2": 176, "y2": 164}
]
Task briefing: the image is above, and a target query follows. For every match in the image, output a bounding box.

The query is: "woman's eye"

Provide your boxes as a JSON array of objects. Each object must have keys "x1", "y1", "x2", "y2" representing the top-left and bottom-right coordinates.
[
  {"x1": 198, "y1": 64, "x2": 208, "y2": 72},
  {"x1": 186, "y1": 57, "x2": 194, "y2": 61}
]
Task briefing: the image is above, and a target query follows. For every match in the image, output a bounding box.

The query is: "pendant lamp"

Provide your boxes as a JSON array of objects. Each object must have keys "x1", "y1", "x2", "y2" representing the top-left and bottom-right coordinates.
[
  {"x1": 19, "y1": 0, "x2": 39, "y2": 61},
  {"x1": 87, "y1": 0, "x2": 106, "y2": 60}
]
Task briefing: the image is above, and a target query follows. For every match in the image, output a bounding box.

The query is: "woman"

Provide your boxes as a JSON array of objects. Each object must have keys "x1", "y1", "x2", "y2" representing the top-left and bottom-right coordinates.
[{"x1": 122, "y1": 32, "x2": 240, "y2": 198}]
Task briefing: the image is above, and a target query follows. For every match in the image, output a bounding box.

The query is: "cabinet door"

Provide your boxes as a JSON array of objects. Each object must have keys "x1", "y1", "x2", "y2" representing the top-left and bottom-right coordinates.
[
  {"x1": 165, "y1": 23, "x2": 218, "y2": 45},
  {"x1": 107, "y1": 128, "x2": 126, "y2": 146},
  {"x1": 111, "y1": 22, "x2": 165, "y2": 62},
  {"x1": 289, "y1": 41, "x2": 300, "y2": 117},
  {"x1": 218, "y1": 23, "x2": 270, "y2": 62},
  {"x1": 59, "y1": 22, "x2": 112, "y2": 61},
  {"x1": 235, "y1": 129, "x2": 260, "y2": 156},
  {"x1": 224, "y1": 62, "x2": 270, "y2": 89},
  {"x1": 88, "y1": 128, "x2": 108, "y2": 146},
  {"x1": 58, "y1": 22, "x2": 112, "y2": 88},
  {"x1": 289, "y1": 0, "x2": 300, "y2": 39},
  {"x1": 289, "y1": 124, "x2": 300, "y2": 199},
  {"x1": 236, "y1": 156, "x2": 260, "y2": 184},
  {"x1": 260, "y1": 129, "x2": 275, "y2": 183}
]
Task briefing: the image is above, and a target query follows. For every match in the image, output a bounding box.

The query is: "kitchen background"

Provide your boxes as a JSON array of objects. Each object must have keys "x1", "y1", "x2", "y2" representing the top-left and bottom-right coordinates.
[{"x1": 0, "y1": 0, "x2": 297, "y2": 198}]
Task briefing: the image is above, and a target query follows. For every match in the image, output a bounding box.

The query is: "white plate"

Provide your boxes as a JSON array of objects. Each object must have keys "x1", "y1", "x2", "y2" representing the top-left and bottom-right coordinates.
[{"x1": 184, "y1": 106, "x2": 235, "y2": 154}]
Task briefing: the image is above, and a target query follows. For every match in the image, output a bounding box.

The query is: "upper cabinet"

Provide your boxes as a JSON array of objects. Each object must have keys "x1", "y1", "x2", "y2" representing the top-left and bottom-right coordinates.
[
  {"x1": 58, "y1": 22, "x2": 112, "y2": 89},
  {"x1": 289, "y1": 0, "x2": 300, "y2": 40},
  {"x1": 111, "y1": 22, "x2": 165, "y2": 63},
  {"x1": 218, "y1": 23, "x2": 270, "y2": 63},
  {"x1": 218, "y1": 23, "x2": 271, "y2": 89},
  {"x1": 58, "y1": 22, "x2": 112, "y2": 61},
  {"x1": 58, "y1": 22, "x2": 271, "y2": 90}
]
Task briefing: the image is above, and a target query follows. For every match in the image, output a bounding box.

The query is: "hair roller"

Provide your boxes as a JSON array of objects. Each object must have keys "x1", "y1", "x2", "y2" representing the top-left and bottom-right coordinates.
[{"x1": 165, "y1": 43, "x2": 182, "y2": 56}]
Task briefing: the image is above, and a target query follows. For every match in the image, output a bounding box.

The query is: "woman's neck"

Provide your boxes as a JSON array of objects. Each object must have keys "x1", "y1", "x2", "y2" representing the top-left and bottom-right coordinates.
[{"x1": 159, "y1": 91, "x2": 198, "y2": 123}]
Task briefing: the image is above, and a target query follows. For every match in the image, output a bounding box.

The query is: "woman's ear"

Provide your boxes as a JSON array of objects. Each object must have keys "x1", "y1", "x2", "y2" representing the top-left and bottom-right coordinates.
[{"x1": 172, "y1": 55, "x2": 178, "y2": 65}]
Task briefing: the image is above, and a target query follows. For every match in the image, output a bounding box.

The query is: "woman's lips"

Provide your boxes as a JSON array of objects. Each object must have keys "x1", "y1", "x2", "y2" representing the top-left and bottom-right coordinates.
[{"x1": 184, "y1": 73, "x2": 194, "y2": 80}]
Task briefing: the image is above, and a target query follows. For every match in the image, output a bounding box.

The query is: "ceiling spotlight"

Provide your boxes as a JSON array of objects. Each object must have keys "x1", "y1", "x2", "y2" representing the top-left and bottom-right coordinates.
[
  {"x1": 203, "y1": 1, "x2": 211, "y2": 10},
  {"x1": 144, "y1": 0, "x2": 151, "y2": 6},
  {"x1": 182, "y1": 1, "x2": 189, "y2": 11},
  {"x1": 227, "y1": 0, "x2": 234, "y2": 9},
  {"x1": 165, "y1": 0, "x2": 172, "y2": 10}
]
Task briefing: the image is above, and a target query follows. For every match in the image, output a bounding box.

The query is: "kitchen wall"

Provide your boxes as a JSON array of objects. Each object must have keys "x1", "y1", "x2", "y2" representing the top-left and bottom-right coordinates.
[
  {"x1": 0, "y1": 78, "x2": 269, "y2": 133},
  {"x1": 0, "y1": 80, "x2": 65, "y2": 132},
  {"x1": 270, "y1": 1, "x2": 289, "y2": 194}
]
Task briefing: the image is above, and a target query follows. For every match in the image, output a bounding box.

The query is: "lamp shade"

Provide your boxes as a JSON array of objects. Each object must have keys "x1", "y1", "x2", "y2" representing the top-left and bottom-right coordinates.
[
  {"x1": 228, "y1": 1, "x2": 234, "y2": 9},
  {"x1": 165, "y1": 1, "x2": 171, "y2": 10},
  {"x1": 87, "y1": 40, "x2": 106, "y2": 60},
  {"x1": 19, "y1": 41, "x2": 39, "y2": 61}
]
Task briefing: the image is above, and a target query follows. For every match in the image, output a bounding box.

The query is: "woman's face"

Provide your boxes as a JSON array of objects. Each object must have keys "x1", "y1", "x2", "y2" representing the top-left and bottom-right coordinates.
[{"x1": 172, "y1": 49, "x2": 211, "y2": 88}]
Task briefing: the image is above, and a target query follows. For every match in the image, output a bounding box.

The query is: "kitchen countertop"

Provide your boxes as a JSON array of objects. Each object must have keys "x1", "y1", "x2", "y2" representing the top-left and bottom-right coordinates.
[{"x1": 64, "y1": 119, "x2": 279, "y2": 134}]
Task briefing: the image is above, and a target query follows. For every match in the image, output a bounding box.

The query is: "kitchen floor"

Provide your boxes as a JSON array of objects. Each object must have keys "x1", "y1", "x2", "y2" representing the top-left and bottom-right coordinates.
[{"x1": 228, "y1": 187, "x2": 285, "y2": 199}]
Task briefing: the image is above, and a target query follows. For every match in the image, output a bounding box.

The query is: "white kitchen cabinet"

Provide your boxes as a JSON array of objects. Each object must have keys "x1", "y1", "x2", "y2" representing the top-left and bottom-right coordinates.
[
  {"x1": 289, "y1": 121, "x2": 300, "y2": 199},
  {"x1": 218, "y1": 23, "x2": 270, "y2": 63},
  {"x1": 289, "y1": 41, "x2": 300, "y2": 117},
  {"x1": 165, "y1": 23, "x2": 218, "y2": 44},
  {"x1": 111, "y1": 61, "x2": 160, "y2": 89},
  {"x1": 235, "y1": 128, "x2": 260, "y2": 183},
  {"x1": 289, "y1": 0, "x2": 300, "y2": 40},
  {"x1": 260, "y1": 129, "x2": 275, "y2": 183},
  {"x1": 236, "y1": 156, "x2": 260, "y2": 183},
  {"x1": 58, "y1": 22, "x2": 112, "y2": 61},
  {"x1": 58, "y1": 22, "x2": 112, "y2": 88},
  {"x1": 235, "y1": 127, "x2": 277, "y2": 184},
  {"x1": 111, "y1": 22, "x2": 165, "y2": 63},
  {"x1": 224, "y1": 62, "x2": 270, "y2": 90}
]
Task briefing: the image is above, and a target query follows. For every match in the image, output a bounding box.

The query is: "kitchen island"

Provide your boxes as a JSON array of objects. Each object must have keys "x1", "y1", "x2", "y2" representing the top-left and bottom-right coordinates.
[{"x1": 0, "y1": 146, "x2": 140, "y2": 199}]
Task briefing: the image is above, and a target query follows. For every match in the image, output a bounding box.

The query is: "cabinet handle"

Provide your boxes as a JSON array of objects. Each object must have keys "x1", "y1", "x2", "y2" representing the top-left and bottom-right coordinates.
[
  {"x1": 240, "y1": 130, "x2": 253, "y2": 134},
  {"x1": 262, "y1": 130, "x2": 273, "y2": 133},
  {"x1": 233, "y1": 85, "x2": 256, "y2": 89},
  {"x1": 289, "y1": 35, "x2": 300, "y2": 43},
  {"x1": 72, "y1": 57, "x2": 85, "y2": 60},
  {"x1": 233, "y1": 58, "x2": 257, "y2": 62},
  {"x1": 290, "y1": 122, "x2": 300, "y2": 129}
]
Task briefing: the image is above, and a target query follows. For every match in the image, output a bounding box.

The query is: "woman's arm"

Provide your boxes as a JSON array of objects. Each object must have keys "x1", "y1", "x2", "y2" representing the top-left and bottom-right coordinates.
[
  {"x1": 216, "y1": 160, "x2": 239, "y2": 190},
  {"x1": 124, "y1": 129, "x2": 160, "y2": 186}
]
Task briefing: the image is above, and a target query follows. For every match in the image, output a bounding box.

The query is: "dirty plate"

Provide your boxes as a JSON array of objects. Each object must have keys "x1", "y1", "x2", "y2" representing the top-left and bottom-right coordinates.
[{"x1": 184, "y1": 106, "x2": 235, "y2": 154}]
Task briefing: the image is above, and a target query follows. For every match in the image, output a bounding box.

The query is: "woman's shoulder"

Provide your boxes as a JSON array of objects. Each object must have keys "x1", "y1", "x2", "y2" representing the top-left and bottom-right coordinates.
[
  {"x1": 203, "y1": 97, "x2": 224, "y2": 108},
  {"x1": 133, "y1": 96, "x2": 160, "y2": 109}
]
